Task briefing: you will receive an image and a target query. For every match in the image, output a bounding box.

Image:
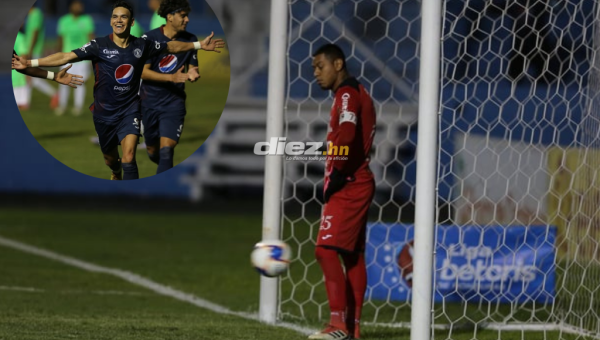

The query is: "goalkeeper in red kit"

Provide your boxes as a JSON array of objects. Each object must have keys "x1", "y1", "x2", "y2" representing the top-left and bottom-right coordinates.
[{"x1": 309, "y1": 44, "x2": 376, "y2": 340}]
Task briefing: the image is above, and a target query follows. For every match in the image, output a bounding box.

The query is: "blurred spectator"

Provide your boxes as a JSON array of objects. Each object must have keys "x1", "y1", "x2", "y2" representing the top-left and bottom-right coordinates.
[
  {"x1": 450, "y1": 0, "x2": 559, "y2": 84},
  {"x1": 55, "y1": 0, "x2": 94, "y2": 116},
  {"x1": 131, "y1": 18, "x2": 145, "y2": 37},
  {"x1": 26, "y1": 4, "x2": 59, "y2": 106},
  {"x1": 505, "y1": 0, "x2": 556, "y2": 83},
  {"x1": 13, "y1": 26, "x2": 30, "y2": 110},
  {"x1": 149, "y1": 0, "x2": 165, "y2": 29}
]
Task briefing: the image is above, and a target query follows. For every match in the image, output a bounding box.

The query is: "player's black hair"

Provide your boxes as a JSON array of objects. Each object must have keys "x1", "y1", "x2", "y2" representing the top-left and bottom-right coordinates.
[
  {"x1": 313, "y1": 43, "x2": 347, "y2": 70},
  {"x1": 158, "y1": 0, "x2": 192, "y2": 19},
  {"x1": 112, "y1": 0, "x2": 135, "y2": 19}
]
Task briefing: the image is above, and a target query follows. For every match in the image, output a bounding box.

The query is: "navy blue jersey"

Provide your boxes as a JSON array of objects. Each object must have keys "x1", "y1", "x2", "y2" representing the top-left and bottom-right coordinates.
[
  {"x1": 139, "y1": 27, "x2": 199, "y2": 111},
  {"x1": 72, "y1": 34, "x2": 168, "y2": 122}
]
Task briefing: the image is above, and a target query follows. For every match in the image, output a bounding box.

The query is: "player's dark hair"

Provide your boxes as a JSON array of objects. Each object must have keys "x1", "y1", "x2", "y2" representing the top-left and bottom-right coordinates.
[
  {"x1": 112, "y1": 0, "x2": 135, "y2": 19},
  {"x1": 313, "y1": 44, "x2": 347, "y2": 70},
  {"x1": 158, "y1": 0, "x2": 191, "y2": 19}
]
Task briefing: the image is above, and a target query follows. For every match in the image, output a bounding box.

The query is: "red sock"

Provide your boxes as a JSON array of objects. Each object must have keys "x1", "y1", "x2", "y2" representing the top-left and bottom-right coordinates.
[
  {"x1": 342, "y1": 251, "x2": 367, "y2": 339},
  {"x1": 315, "y1": 246, "x2": 347, "y2": 331}
]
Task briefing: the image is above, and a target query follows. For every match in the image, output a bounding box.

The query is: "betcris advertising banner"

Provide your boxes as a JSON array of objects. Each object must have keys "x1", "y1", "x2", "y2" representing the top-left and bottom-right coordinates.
[{"x1": 366, "y1": 223, "x2": 556, "y2": 304}]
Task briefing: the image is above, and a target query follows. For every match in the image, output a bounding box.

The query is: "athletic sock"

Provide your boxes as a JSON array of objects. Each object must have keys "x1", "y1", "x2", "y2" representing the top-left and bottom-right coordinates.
[
  {"x1": 157, "y1": 146, "x2": 174, "y2": 174},
  {"x1": 147, "y1": 151, "x2": 159, "y2": 164},
  {"x1": 342, "y1": 252, "x2": 367, "y2": 339},
  {"x1": 108, "y1": 159, "x2": 121, "y2": 173},
  {"x1": 122, "y1": 162, "x2": 139, "y2": 180},
  {"x1": 315, "y1": 246, "x2": 347, "y2": 331}
]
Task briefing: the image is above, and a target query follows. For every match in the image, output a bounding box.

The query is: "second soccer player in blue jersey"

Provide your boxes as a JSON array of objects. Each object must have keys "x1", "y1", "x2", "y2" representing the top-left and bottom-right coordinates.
[{"x1": 140, "y1": 0, "x2": 204, "y2": 174}]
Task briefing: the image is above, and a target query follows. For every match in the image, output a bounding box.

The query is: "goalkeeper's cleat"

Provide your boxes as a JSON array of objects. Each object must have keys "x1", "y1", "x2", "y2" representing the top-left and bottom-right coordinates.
[
  {"x1": 111, "y1": 171, "x2": 122, "y2": 180},
  {"x1": 54, "y1": 107, "x2": 65, "y2": 116},
  {"x1": 346, "y1": 319, "x2": 360, "y2": 339},
  {"x1": 308, "y1": 325, "x2": 349, "y2": 340}
]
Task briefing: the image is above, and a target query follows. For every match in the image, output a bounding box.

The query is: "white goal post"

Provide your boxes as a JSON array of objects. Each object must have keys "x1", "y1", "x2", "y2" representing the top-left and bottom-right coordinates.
[{"x1": 260, "y1": 1, "x2": 600, "y2": 340}]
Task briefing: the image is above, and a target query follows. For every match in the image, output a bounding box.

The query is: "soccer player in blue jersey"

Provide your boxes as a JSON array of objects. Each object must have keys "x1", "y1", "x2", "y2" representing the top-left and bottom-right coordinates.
[
  {"x1": 139, "y1": 0, "x2": 203, "y2": 174},
  {"x1": 12, "y1": 0, "x2": 224, "y2": 180}
]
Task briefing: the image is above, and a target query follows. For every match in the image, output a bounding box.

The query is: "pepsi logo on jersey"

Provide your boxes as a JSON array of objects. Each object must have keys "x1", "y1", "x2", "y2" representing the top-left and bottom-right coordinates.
[
  {"x1": 115, "y1": 64, "x2": 134, "y2": 85},
  {"x1": 159, "y1": 55, "x2": 178, "y2": 73}
]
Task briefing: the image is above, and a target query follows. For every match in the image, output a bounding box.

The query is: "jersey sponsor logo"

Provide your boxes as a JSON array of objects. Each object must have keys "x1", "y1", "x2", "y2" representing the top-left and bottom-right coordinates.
[
  {"x1": 102, "y1": 49, "x2": 119, "y2": 55},
  {"x1": 155, "y1": 41, "x2": 162, "y2": 50},
  {"x1": 321, "y1": 234, "x2": 332, "y2": 240},
  {"x1": 114, "y1": 85, "x2": 131, "y2": 92},
  {"x1": 133, "y1": 118, "x2": 140, "y2": 130},
  {"x1": 115, "y1": 64, "x2": 134, "y2": 84},
  {"x1": 159, "y1": 55, "x2": 178, "y2": 73},
  {"x1": 341, "y1": 92, "x2": 350, "y2": 111}
]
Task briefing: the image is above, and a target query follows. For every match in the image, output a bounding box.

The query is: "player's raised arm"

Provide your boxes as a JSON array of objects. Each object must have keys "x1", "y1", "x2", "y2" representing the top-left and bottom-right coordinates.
[
  {"x1": 164, "y1": 32, "x2": 225, "y2": 54},
  {"x1": 13, "y1": 52, "x2": 79, "y2": 69},
  {"x1": 141, "y1": 64, "x2": 188, "y2": 83},
  {"x1": 12, "y1": 50, "x2": 83, "y2": 87}
]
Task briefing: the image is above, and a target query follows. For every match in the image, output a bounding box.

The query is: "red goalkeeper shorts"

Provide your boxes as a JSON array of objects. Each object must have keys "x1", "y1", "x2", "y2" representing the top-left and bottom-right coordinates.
[{"x1": 317, "y1": 179, "x2": 375, "y2": 252}]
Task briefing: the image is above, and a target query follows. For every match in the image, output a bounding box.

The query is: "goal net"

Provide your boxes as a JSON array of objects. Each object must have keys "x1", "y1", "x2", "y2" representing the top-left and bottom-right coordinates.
[{"x1": 278, "y1": 0, "x2": 600, "y2": 339}]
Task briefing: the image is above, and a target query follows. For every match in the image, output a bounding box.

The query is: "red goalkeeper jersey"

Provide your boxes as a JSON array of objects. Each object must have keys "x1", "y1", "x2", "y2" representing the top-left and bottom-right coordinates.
[{"x1": 325, "y1": 77, "x2": 376, "y2": 185}]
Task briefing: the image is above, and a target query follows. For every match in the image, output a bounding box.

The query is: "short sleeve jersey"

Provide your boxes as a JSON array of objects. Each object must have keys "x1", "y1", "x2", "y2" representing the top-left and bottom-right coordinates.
[
  {"x1": 325, "y1": 78, "x2": 376, "y2": 184},
  {"x1": 72, "y1": 34, "x2": 168, "y2": 122},
  {"x1": 150, "y1": 12, "x2": 166, "y2": 30},
  {"x1": 26, "y1": 7, "x2": 45, "y2": 56},
  {"x1": 139, "y1": 27, "x2": 199, "y2": 111},
  {"x1": 57, "y1": 14, "x2": 95, "y2": 53}
]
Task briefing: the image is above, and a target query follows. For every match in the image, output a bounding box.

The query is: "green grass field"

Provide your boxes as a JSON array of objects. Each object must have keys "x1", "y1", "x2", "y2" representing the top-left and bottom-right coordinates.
[
  {"x1": 0, "y1": 207, "x2": 591, "y2": 340},
  {"x1": 16, "y1": 49, "x2": 229, "y2": 180}
]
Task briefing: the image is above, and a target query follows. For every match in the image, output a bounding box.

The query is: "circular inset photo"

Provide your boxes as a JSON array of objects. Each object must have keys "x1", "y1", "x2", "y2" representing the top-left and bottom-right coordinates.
[{"x1": 12, "y1": 0, "x2": 229, "y2": 180}]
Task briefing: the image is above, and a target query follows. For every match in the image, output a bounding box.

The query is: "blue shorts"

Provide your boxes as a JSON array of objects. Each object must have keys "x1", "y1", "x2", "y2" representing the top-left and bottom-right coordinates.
[
  {"x1": 93, "y1": 112, "x2": 141, "y2": 154},
  {"x1": 141, "y1": 106, "x2": 186, "y2": 146}
]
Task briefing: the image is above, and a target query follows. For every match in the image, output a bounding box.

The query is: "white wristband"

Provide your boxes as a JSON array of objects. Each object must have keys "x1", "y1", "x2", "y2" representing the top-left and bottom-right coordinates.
[
  {"x1": 31, "y1": 59, "x2": 39, "y2": 67},
  {"x1": 46, "y1": 71, "x2": 55, "y2": 80},
  {"x1": 193, "y1": 41, "x2": 202, "y2": 50}
]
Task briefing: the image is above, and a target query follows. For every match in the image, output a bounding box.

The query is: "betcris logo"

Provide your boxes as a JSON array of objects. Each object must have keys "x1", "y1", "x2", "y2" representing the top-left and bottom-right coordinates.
[
  {"x1": 439, "y1": 244, "x2": 537, "y2": 283},
  {"x1": 159, "y1": 55, "x2": 178, "y2": 73},
  {"x1": 115, "y1": 64, "x2": 134, "y2": 84}
]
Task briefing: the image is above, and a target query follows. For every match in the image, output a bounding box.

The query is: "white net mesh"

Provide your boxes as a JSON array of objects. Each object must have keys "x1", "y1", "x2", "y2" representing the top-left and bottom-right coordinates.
[{"x1": 279, "y1": 0, "x2": 600, "y2": 339}]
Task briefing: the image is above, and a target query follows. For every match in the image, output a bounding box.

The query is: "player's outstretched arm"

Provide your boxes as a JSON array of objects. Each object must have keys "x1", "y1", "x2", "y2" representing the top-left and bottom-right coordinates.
[
  {"x1": 54, "y1": 64, "x2": 84, "y2": 88},
  {"x1": 13, "y1": 52, "x2": 79, "y2": 69},
  {"x1": 141, "y1": 64, "x2": 188, "y2": 84},
  {"x1": 199, "y1": 32, "x2": 225, "y2": 53},
  {"x1": 165, "y1": 32, "x2": 225, "y2": 54},
  {"x1": 12, "y1": 57, "x2": 84, "y2": 88}
]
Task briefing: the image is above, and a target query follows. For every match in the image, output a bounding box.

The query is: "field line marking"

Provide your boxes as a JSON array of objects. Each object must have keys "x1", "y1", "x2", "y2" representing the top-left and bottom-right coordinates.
[
  {"x1": 0, "y1": 235, "x2": 315, "y2": 335},
  {"x1": 0, "y1": 285, "x2": 149, "y2": 296}
]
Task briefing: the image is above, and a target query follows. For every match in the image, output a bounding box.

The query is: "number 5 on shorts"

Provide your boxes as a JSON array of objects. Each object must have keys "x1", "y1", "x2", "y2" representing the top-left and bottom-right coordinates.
[{"x1": 320, "y1": 215, "x2": 333, "y2": 230}]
